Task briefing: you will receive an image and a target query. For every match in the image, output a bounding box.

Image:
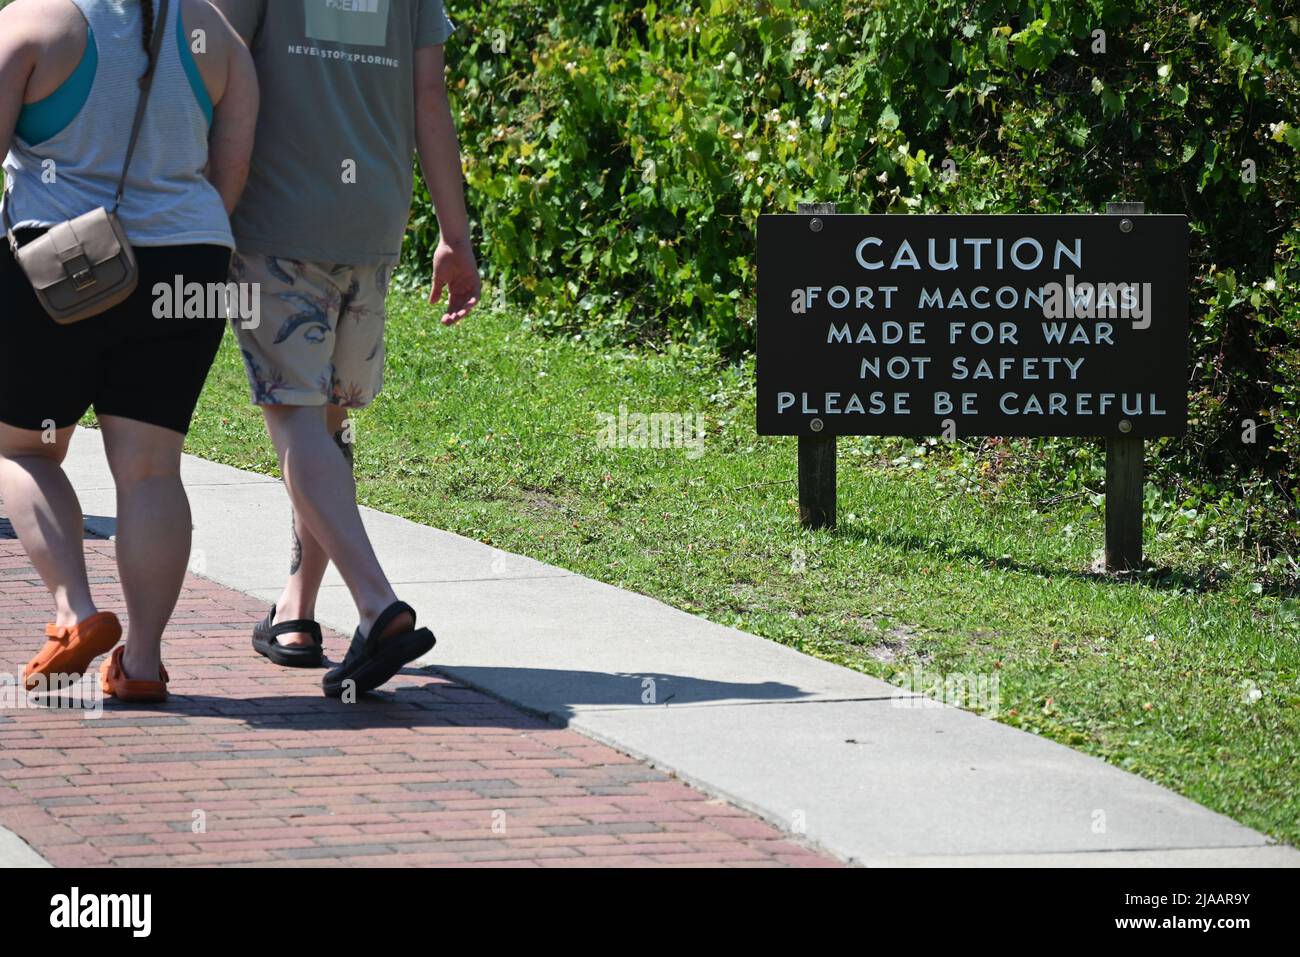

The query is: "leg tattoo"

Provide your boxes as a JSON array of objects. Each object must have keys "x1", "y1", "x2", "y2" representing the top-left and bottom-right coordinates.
[
  {"x1": 333, "y1": 426, "x2": 355, "y2": 469},
  {"x1": 289, "y1": 517, "x2": 303, "y2": 576}
]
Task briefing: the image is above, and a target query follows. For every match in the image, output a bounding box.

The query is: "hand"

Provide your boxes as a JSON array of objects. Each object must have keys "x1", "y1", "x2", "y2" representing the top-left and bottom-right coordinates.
[{"x1": 429, "y1": 238, "x2": 481, "y2": 326}]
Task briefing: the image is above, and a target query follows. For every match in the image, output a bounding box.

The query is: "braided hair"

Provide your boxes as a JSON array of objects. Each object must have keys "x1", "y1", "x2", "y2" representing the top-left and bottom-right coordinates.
[{"x1": 140, "y1": 0, "x2": 157, "y2": 86}]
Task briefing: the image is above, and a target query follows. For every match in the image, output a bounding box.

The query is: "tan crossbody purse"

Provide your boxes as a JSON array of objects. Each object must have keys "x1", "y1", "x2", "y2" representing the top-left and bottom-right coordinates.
[{"x1": 1, "y1": 0, "x2": 170, "y2": 325}]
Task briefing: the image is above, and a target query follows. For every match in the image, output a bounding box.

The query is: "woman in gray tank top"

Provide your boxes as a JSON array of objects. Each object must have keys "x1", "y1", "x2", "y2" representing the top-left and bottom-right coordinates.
[{"x1": 0, "y1": 0, "x2": 258, "y2": 702}]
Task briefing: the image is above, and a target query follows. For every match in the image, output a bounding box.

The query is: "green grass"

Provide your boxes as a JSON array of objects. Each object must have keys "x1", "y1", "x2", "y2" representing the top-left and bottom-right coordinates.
[{"x1": 186, "y1": 292, "x2": 1300, "y2": 846}]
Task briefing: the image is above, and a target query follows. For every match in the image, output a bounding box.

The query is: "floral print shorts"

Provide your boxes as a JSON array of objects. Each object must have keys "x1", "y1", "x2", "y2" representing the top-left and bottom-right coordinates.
[{"x1": 229, "y1": 252, "x2": 396, "y2": 409}]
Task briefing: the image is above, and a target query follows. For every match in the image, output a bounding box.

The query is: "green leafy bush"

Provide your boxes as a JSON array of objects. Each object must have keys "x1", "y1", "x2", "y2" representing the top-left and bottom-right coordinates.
[{"x1": 408, "y1": 0, "x2": 1299, "y2": 569}]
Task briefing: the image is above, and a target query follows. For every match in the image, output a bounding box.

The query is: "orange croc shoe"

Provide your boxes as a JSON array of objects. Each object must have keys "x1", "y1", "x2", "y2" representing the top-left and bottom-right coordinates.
[
  {"x1": 23, "y1": 612, "x2": 123, "y2": 692},
  {"x1": 99, "y1": 646, "x2": 169, "y2": 703}
]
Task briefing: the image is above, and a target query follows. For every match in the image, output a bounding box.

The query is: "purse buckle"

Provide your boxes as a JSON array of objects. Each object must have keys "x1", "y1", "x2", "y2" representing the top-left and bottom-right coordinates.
[{"x1": 64, "y1": 252, "x2": 97, "y2": 291}]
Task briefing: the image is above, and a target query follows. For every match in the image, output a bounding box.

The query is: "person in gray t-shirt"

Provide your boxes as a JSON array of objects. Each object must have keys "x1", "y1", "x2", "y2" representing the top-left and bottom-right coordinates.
[{"x1": 214, "y1": 0, "x2": 482, "y2": 694}]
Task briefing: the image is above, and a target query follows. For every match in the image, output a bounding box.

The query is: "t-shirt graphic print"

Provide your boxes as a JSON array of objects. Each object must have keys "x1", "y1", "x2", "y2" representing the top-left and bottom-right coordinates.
[{"x1": 304, "y1": 0, "x2": 391, "y2": 48}]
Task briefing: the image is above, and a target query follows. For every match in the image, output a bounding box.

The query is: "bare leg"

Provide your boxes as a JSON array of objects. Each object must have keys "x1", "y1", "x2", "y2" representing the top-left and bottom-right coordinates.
[
  {"x1": 0, "y1": 423, "x2": 96, "y2": 628},
  {"x1": 261, "y1": 405, "x2": 405, "y2": 638},
  {"x1": 100, "y1": 415, "x2": 189, "y2": 682},
  {"x1": 275, "y1": 405, "x2": 351, "y2": 646}
]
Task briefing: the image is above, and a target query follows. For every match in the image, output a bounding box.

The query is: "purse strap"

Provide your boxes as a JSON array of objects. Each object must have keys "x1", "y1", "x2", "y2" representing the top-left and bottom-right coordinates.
[
  {"x1": 3, "y1": 0, "x2": 173, "y2": 246},
  {"x1": 115, "y1": 0, "x2": 172, "y2": 213}
]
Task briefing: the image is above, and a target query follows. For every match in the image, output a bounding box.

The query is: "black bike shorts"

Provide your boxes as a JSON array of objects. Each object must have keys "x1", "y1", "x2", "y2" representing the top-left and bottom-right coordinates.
[{"x1": 0, "y1": 230, "x2": 231, "y2": 435}]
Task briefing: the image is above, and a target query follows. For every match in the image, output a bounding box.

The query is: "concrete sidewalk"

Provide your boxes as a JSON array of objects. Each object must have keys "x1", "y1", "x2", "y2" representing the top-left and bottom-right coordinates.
[{"x1": 29, "y1": 428, "x2": 1300, "y2": 866}]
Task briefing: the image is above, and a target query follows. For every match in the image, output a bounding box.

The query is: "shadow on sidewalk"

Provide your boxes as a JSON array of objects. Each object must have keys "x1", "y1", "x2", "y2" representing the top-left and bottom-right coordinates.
[
  {"x1": 437, "y1": 666, "x2": 812, "y2": 720},
  {"x1": 72, "y1": 665, "x2": 811, "y2": 729},
  {"x1": 87, "y1": 683, "x2": 549, "y2": 731},
  {"x1": 0, "y1": 515, "x2": 115, "y2": 540}
]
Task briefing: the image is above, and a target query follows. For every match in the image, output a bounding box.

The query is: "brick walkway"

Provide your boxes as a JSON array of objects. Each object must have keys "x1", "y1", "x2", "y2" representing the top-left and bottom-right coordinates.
[{"x1": 0, "y1": 531, "x2": 836, "y2": 867}]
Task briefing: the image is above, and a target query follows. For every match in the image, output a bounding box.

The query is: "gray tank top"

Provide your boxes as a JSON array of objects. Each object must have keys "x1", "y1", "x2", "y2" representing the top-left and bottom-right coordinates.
[{"x1": 2, "y1": 0, "x2": 233, "y2": 249}]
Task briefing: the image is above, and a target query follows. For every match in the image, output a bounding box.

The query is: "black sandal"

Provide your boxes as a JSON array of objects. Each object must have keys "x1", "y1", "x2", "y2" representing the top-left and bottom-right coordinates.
[
  {"x1": 252, "y1": 605, "x2": 325, "y2": 668},
  {"x1": 322, "y1": 600, "x2": 435, "y2": 698}
]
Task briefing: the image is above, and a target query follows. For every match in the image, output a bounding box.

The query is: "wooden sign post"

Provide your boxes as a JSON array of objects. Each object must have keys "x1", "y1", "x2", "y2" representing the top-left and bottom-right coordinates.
[
  {"x1": 796, "y1": 201, "x2": 839, "y2": 529},
  {"x1": 1103, "y1": 202, "x2": 1146, "y2": 571}
]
